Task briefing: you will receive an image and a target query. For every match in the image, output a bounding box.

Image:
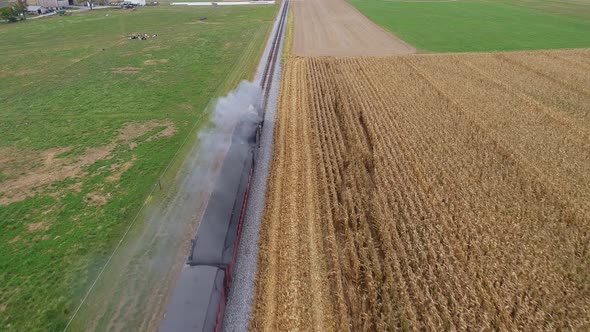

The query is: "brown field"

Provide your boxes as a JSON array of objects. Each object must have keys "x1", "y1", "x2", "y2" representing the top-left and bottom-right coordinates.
[
  {"x1": 291, "y1": 0, "x2": 415, "y2": 56},
  {"x1": 250, "y1": 49, "x2": 590, "y2": 331}
]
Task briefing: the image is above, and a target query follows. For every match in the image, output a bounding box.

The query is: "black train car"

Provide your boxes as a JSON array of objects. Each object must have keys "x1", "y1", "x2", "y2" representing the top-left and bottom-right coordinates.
[{"x1": 160, "y1": 118, "x2": 259, "y2": 332}]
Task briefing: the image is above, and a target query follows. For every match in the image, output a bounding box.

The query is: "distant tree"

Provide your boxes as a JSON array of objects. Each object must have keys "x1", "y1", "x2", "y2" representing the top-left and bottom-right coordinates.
[
  {"x1": 12, "y1": 0, "x2": 27, "y2": 20},
  {"x1": 0, "y1": 0, "x2": 27, "y2": 22},
  {"x1": 0, "y1": 6, "x2": 18, "y2": 22}
]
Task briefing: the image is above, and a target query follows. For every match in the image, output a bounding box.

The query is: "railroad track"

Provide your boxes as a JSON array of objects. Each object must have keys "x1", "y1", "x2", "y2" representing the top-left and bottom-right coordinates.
[
  {"x1": 160, "y1": 1, "x2": 289, "y2": 331},
  {"x1": 260, "y1": 0, "x2": 289, "y2": 114}
]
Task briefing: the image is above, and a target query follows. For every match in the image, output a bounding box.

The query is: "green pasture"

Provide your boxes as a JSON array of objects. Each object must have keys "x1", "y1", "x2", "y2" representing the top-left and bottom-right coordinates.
[
  {"x1": 0, "y1": 5, "x2": 273, "y2": 331},
  {"x1": 347, "y1": 0, "x2": 590, "y2": 52}
]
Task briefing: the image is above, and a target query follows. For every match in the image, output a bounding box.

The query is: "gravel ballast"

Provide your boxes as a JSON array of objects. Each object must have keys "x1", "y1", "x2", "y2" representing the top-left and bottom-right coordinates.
[{"x1": 222, "y1": 1, "x2": 288, "y2": 330}]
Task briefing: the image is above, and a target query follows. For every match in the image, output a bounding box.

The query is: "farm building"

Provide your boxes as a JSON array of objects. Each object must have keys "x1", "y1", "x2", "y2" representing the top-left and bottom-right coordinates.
[
  {"x1": 26, "y1": 5, "x2": 50, "y2": 13},
  {"x1": 125, "y1": 0, "x2": 146, "y2": 5},
  {"x1": 37, "y1": 0, "x2": 72, "y2": 7}
]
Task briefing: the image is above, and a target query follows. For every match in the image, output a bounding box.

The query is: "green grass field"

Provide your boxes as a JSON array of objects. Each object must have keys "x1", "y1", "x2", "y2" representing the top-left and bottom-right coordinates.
[
  {"x1": 0, "y1": 5, "x2": 274, "y2": 331},
  {"x1": 347, "y1": 0, "x2": 590, "y2": 52}
]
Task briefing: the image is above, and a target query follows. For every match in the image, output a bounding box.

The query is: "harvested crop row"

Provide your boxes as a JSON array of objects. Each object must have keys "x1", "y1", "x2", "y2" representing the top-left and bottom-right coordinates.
[{"x1": 251, "y1": 49, "x2": 590, "y2": 331}]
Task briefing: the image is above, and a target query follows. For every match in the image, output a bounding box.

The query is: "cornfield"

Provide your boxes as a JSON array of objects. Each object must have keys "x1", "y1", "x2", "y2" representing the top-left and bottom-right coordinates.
[{"x1": 251, "y1": 49, "x2": 590, "y2": 331}]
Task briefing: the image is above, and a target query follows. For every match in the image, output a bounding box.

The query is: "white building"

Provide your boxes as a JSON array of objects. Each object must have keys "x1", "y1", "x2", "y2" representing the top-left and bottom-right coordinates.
[
  {"x1": 37, "y1": 0, "x2": 70, "y2": 7},
  {"x1": 27, "y1": 5, "x2": 50, "y2": 13},
  {"x1": 125, "y1": 0, "x2": 146, "y2": 5}
]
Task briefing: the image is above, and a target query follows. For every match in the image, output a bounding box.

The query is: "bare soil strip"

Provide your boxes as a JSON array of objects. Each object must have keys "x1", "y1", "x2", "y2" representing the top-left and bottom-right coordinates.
[
  {"x1": 250, "y1": 49, "x2": 590, "y2": 331},
  {"x1": 291, "y1": 0, "x2": 415, "y2": 56},
  {"x1": 0, "y1": 120, "x2": 174, "y2": 205}
]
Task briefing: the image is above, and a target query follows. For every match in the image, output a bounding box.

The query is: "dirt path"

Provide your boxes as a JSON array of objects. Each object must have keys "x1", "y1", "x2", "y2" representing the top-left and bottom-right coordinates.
[{"x1": 291, "y1": 0, "x2": 415, "y2": 56}]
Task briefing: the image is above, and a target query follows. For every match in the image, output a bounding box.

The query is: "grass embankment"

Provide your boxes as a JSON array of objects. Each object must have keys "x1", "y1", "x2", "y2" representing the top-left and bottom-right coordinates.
[
  {"x1": 346, "y1": 0, "x2": 590, "y2": 52},
  {"x1": 281, "y1": 3, "x2": 293, "y2": 60},
  {"x1": 0, "y1": 5, "x2": 274, "y2": 331}
]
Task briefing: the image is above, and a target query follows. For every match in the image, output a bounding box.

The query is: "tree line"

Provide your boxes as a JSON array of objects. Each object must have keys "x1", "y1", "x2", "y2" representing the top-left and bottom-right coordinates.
[{"x1": 1, "y1": 0, "x2": 28, "y2": 23}]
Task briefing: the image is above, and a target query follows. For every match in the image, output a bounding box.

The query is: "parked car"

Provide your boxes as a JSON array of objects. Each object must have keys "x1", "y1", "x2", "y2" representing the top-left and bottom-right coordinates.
[{"x1": 121, "y1": 2, "x2": 137, "y2": 8}]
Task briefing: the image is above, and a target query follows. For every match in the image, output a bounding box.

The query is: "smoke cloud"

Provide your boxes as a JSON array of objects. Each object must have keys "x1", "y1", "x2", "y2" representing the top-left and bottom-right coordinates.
[
  {"x1": 197, "y1": 80, "x2": 261, "y2": 184},
  {"x1": 208, "y1": 80, "x2": 261, "y2": 131},
  {"x1": 69, "y1": 80, "x2": 264, "y2": 328}
]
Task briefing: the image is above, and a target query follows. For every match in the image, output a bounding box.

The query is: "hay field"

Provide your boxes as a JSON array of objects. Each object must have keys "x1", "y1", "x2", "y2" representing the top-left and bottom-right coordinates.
[
  {"x1": 251, "y1": 49, "x2": 590, "y2": 330},
  {"x1": 291, "y1": 0, "x2": 414, "y2": 56}
]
